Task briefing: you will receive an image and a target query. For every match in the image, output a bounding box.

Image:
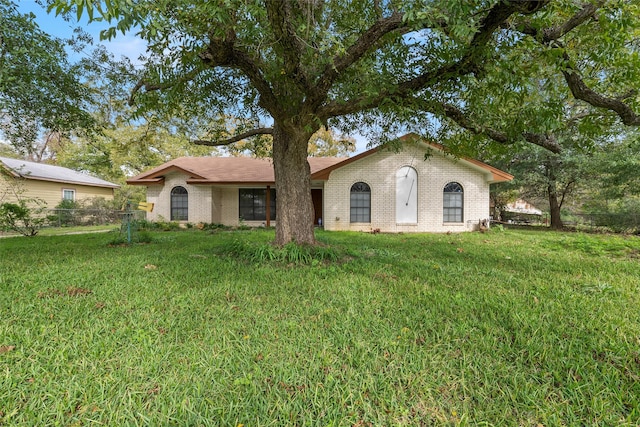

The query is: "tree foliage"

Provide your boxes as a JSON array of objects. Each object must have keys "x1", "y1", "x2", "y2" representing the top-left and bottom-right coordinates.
[
  {"x1": 49, "y1": 0, "x2": 640, "y2": 244},
  {"x1": 56, "y1": 120, "x2": 220, "y2": 183},
  {"x1": 0, "y1": 0, "x2": 96, "y2": 156},
  {"x1": 224, "y1": 127, "x2": 356, "y2": 158}
]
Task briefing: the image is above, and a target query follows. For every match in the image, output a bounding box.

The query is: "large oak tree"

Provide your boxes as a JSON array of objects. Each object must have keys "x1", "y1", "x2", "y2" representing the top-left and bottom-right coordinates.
[{"x1": 50, "y1": 0, "x2": 640, "y2": 244}]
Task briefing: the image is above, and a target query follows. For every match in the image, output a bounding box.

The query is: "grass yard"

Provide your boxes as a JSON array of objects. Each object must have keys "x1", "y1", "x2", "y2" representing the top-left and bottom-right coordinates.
[{"x1": 1, "y1": 228, "x2": 640, "y2": 426}]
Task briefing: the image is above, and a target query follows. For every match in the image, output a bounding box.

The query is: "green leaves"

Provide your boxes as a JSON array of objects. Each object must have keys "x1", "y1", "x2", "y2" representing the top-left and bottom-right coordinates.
[
  {"x1": 0, "y1": 200, "x2": 47, "y2": 236},
  {"x1": 0, "y1": 0, "x2": 96, "y2": 155}
]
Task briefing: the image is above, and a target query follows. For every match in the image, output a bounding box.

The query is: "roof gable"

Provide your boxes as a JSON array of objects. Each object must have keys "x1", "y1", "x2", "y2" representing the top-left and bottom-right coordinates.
[
  {"x1": 311, "y1": 134, "x2": 513, "y2": 183},
  {"x1": 0, "y1": 157, "x2": 120, "y2": 188}
]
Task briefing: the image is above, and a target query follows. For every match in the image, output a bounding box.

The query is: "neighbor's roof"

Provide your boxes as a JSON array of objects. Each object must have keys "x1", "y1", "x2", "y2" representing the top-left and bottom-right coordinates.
[
  {"x1": 127, "y1": 156, "x2": 345, "y2": 185},
  {"x1": 0, "y1": 157, "x2": 120, "y2": 188},
  {"x1": 127, "y1": 134, "x2": 513, "y2": 185}
]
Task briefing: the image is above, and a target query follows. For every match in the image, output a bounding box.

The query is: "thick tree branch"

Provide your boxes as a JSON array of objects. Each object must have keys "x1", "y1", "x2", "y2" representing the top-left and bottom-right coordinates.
[
  {"x1": 192, "y1": 127, "x2": 273, "y2": 146},
  {"x1": 265, "y1": 1, "x2": 310, "y2": 89},
  {"x1": 440, "y1": 102, "x2": 563, "y2": 154},
  {"x1": 522, "y1": 132, "x2": 562, "y2": 154},
  {"x1": 559, "y1": 180, "x2": 576, "y2": 209},
  {"x1": 128, "y1": 68, "x2": 200, "y2": 106},
  {"x1": 314, "y1": 11, "x2": 405, "y2": 98},
  {"x1": 198, "y1": 32, "x2": 283, "y2": 119},
  {"x1": 514, "y1": 0, "x2": 604, "y2": 43},
  {"x1": 399, "y1": 1, "x2": 548, "y2": 93},
  {"x1": 318, "y1": 1, "x2": 543, "y2": 119},
  {"x1": 514, "y1": 1, "x2": 640, "y2": 126},
  {"x1": 562, "y1": 64, "x2": 640, "y2": 126}
]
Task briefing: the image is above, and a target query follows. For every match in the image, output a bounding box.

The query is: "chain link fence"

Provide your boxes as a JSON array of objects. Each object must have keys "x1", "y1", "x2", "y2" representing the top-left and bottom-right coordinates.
[
  {"x1": 27, "y1": 209, "x2": 640, "y2": 234},
  {"x1": 45, "y1": 208, "x2": 145, "y2": 228},
  {"x1": 565, "y1": 212, "x2": 640, "y2": 233},
  {"x1": 498, "y1": 210, "x2": 639, "y2": 233}
]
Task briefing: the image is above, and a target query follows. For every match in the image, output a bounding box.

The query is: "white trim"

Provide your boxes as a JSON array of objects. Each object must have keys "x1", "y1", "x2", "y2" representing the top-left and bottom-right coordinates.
[{"x1": 62, "y1": 188, "x2": 76, "y2": 201}]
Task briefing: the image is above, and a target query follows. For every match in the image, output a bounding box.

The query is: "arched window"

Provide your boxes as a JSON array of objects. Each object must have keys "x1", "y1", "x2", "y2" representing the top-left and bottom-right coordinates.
[
  {"x1": 170, "y1": 186, "x2": 188, "y2": 221},
  {"x1": 443, "y1": 182, "x2": 463, "y2": 223},
  {"x1": 350, "y1": 182, "x2": 371, "y2": 223}
]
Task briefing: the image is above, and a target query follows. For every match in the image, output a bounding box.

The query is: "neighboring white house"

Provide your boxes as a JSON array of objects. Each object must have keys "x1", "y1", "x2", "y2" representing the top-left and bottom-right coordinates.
[
  {"x1": 127, "y1": 134, "x2": 513, "y2": 233},
  {"x1": 501, "y1": 199, "x2": 544, "y2": 224},
  {"x1": 504, "y1": 199, "x2": 543, "y2": 216}
]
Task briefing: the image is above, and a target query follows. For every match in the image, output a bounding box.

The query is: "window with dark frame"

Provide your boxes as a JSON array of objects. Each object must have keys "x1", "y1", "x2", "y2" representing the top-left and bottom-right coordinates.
[
  {"x1": 170, "y1": 186, "x2": 188, "y2": 221},
  {"x1": 350, "y1": 182, "x2": 371, "y2": 223},
  {"x1": 239, "y1": 189, "x2": 276, "y2": 221},
  {"x1": 443, "y1": 182, "x2": 463, "y2": 223}
]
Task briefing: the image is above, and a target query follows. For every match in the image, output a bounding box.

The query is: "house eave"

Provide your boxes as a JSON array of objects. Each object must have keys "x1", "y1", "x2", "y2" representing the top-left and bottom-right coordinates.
[
  {"x1": 127, "y1": 177, "x2": 165, "y2": 185},
  {"x1": 19, "y1": 175, "x2": 120, "y2": 189},
  {"x1": 400, "y1": 133, "x2": 513, "y2": 184},
  {"x1": 310, "y1": 147, "x2": 382, "y2": 180},
  {"x1": 130, "y1": 164, "x2": 208, "y2": 182},
  {"x1": 186, "y1": 179, "x2": 276, "y2": 186}
]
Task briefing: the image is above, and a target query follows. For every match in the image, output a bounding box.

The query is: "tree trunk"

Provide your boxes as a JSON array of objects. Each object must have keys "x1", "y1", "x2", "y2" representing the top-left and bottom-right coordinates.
[
  {"x1": 545, "y1": 156, "x2": 564, "y2": 230},
  {"x1": 548, "y1": 184, "x2": 563, "y2": 230},
  {"x1": 272, "y1": 123, "x2": 316, "y2": 246}
]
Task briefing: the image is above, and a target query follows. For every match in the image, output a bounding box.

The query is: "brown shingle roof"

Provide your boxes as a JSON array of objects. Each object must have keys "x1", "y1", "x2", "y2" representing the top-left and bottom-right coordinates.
[{"x1": 127, "y1": 156, "x2": 345, "y2": 185}]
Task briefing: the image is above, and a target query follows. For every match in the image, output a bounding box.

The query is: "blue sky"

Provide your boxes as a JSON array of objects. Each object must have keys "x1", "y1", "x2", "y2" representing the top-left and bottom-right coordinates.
[{"x1": 18, "y1": 1, "x2": 146, "y2": 64}]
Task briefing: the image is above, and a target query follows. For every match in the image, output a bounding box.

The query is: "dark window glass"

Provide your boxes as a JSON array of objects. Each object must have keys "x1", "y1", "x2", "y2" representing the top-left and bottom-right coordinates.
[
  {"x1": 443, "y1": 182, "x2": 463, "y2": 223},
  {"x1": 239, "y1": 189, "x2": 276, "y2": 221},
  {"x1": 350, "y1": 182, "x2": 371, "y2": 223},
  {"x1": 171, "y1": 186, "x2": 188, "y2": 221}
]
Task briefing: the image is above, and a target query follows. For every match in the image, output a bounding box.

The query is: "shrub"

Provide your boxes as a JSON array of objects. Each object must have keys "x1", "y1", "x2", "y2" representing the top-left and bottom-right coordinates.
[
  {"x1": 224, "y1": 239, "x2": 340, "y2": 265},
  {"x1": 0, "y1": 200, "x2": 47, "y2": 236},
  {"x1": 197, "y1": 222, "x2": 231, "y2": 232},
  {"x1": 48, "y1": 199, "x2": 81, "y2": 226}
]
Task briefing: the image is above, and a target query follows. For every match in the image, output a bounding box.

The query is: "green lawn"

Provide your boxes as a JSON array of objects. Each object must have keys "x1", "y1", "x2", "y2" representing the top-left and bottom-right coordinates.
[{"x1": 1, "y1": 228, "x2": 640, "y2": 426}]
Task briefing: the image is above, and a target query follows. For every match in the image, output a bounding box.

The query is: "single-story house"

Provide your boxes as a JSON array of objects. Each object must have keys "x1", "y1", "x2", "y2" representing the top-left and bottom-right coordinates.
[
  {"x1": 127, "y1": 134, "x2": 513, "y2": 233},
  {"x1": 0, "y1": 157, "x2": 120, "y2": 206},
  {"x1": 502, "y1": 199, "x2": 544, "y2": 223},
  {"x1": 504, "y1": 199, "x2": 542, "y2": 216}
]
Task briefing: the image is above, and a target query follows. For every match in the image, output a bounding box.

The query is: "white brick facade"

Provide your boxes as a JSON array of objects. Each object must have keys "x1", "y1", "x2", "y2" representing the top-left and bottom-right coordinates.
[
  {"x1": 322, "y1": 145, "x2": 491, "y2": 233},
  {"x1": 146, "y1": 172, "x2": 216, "y2": 223}
]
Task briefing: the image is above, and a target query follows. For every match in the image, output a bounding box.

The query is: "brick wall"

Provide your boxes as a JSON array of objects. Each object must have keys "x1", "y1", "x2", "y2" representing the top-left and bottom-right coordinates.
[
  {"x1": 145, "y1": 179, "x2": 270, "y2": 227},
  {"x1": 145, "y1": 172, "x2": 214, "y2": 223},
  {"x1": 323, "y1": 145, "x2": 491, "y2": 233}
]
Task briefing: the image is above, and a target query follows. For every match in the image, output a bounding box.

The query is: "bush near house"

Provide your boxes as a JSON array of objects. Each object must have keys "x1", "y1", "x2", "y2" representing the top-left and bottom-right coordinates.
[
  {"x1": 0, "y1": 198, "x2": 46, "y2": 236},
  {"x1": 46, "y1": 198, "x2": 125, "y2": 227}
]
